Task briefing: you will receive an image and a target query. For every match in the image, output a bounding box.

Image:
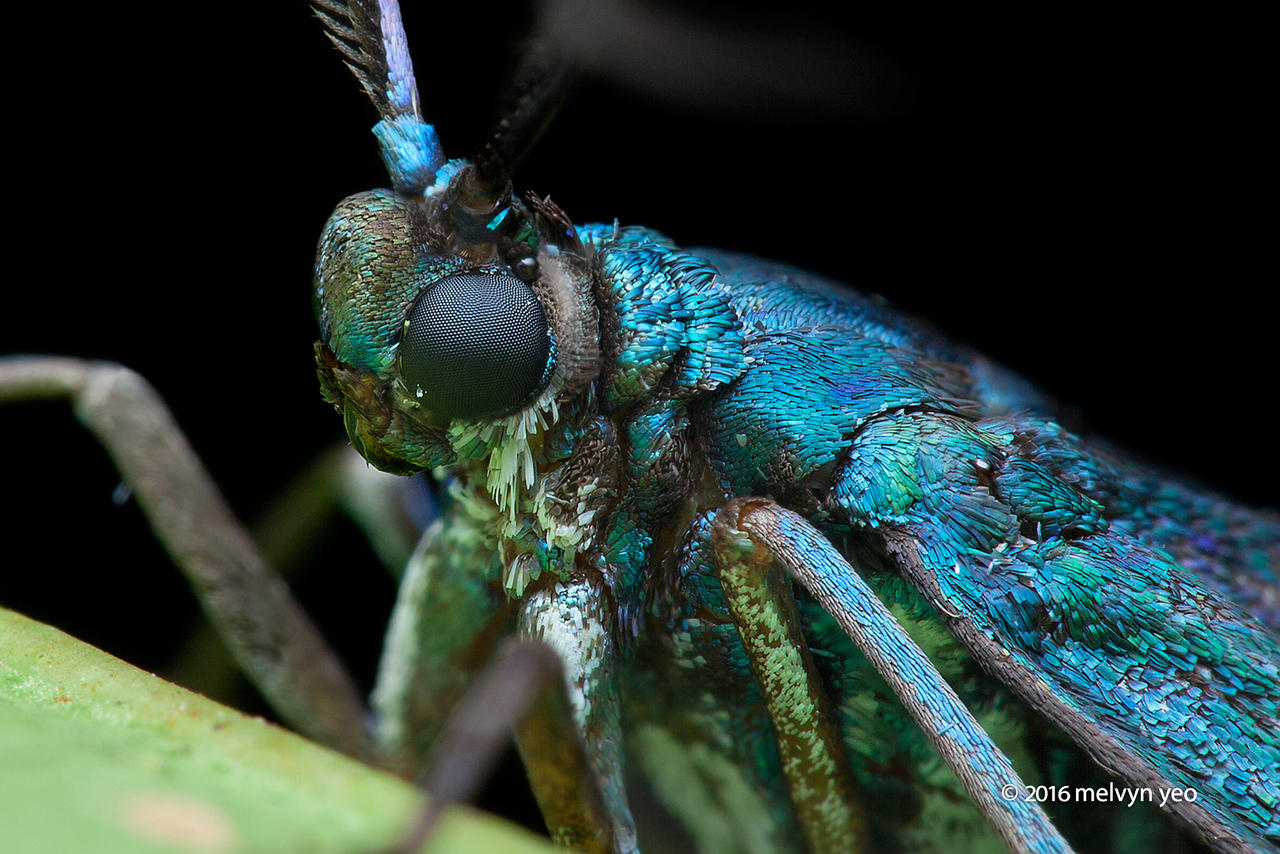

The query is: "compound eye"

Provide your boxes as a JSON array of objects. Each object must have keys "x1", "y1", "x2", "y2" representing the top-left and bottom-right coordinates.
[{"x1": 400, "y1": 272, "x2": 551, "y2": 420}]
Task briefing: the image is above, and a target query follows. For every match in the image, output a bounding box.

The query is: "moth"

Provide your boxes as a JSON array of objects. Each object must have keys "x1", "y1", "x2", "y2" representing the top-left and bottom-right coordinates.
[{"x1": 2, "y1": 5, "x2": 1269, "y2": 854}]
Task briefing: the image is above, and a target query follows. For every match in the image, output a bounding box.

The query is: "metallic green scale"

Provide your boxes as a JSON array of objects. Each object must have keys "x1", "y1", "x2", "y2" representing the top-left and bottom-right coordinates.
[
  {"x1": 308, "y1": 5, "x2": 1279, "y2": 850},
  {"x1": 319, "y1": 202, "x2": 1279, "y2": 850}
]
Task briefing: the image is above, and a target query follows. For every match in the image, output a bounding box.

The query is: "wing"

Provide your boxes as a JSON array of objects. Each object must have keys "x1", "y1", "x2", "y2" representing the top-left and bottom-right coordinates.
[
  {"x1": 684, "y1": 251, "x2": 1279, "y2": 850},
  {"x1": 830, "y1": 406, "x2": 1280, "y2": 853}
]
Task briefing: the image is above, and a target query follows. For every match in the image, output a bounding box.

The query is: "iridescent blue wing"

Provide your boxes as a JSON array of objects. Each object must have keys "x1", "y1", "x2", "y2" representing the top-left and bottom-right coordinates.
[
  {"x1": 691, "y1": 250, "x2": 1279, "y2": 851},
  {"x1": 832, "y1": 406, "x2": 1280, "y2": 852}
]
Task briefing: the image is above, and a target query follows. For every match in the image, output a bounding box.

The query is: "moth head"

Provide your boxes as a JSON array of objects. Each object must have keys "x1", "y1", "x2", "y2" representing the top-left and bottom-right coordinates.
[
  {"x1": 317, "y1": 181, "x2": 600, "y2": 465},
  {"x1": 309, "y1": 1, "x2": 595, "y2": 477}
]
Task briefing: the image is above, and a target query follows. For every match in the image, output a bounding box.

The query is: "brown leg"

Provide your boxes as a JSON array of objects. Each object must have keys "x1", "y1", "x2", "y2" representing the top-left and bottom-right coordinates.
[
  {"x1": 394, "y1": 640, "x2": 613, "y2": 854},
  {"x1": 711, "y1": 501, "x2": 868, "y2": 854},
  {"x1": 0, "y1": 357, "x2": 372, "y2": 761}
]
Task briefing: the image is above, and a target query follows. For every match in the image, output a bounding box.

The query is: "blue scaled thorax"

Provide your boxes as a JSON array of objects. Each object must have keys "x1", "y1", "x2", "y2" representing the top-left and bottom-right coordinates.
[{"x1": 309, "y1": 6, "x2": 1280, "y2": 850}]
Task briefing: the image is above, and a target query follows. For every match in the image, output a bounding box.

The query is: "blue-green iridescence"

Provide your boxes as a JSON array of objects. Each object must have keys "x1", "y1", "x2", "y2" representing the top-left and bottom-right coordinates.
[
  {"x1": 314, "y1": 189, "x2": 465, "y2": 377},
  {"x1": 576, "y1": 227, "x2": 1278, "y2": 851},
  {"x1": 373, "y1": 116, "x2": 443, "y2": 194},
  {"x1": 328, "y1": 208, "x2": 1279, "y2": 851}
]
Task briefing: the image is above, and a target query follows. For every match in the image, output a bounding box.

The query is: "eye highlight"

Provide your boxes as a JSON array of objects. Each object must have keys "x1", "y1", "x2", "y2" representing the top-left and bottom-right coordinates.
[{"x1": 399, "y1": 272, "x2": 552, "y2": 420}]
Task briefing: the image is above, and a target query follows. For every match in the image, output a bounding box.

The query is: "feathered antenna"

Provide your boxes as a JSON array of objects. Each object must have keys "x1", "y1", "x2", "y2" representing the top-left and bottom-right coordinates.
[{"x1": 312, "y1": 0, "x2": 444, "y2": 194}]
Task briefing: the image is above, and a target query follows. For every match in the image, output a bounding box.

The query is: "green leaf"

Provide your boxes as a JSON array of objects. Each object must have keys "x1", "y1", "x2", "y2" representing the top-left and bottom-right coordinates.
[{"x1": 0, "y1": 607, "x2": 552, "y2": 854}]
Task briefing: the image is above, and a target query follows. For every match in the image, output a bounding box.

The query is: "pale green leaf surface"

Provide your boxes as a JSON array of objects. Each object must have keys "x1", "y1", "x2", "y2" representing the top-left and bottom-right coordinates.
[{"x1": 0, "y1": 607, "x2": 551, "y2": 854}]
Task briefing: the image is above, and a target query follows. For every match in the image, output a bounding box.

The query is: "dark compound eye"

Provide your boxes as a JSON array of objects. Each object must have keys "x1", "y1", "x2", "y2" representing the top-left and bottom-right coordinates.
[{"x1": 400, "y1": 272, "x2": 552, "y2": 420}]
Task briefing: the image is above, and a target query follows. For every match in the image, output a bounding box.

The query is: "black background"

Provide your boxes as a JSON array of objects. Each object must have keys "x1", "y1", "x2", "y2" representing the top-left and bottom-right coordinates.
[{"x1": 2, "y1": 0, "x2": 1272, "y2": 836}]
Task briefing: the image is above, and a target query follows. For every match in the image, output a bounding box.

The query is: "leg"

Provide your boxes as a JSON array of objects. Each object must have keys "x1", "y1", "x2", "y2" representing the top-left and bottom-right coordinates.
[
  {"x1": 519, "y1": 577, "x2": 637, "y2": 853},
  {"x1": 394, "y1": 640, "x2": 611, "y2": 854},
  {"x1": 0, "y1": 357, "x2": 371, "y2": 760},
  {"x1": 370, "y1": 492, "x2": 512, "y2": 772},
  {"x1": 375, "y1": 520, "x2": 622, "y2": 851},
  {"x1": 712, "y1": 498, "x2": 1072, "y2": 854},
  {"x1": 169, "y1": 444, "x2": 423, "y2": 707},
  {"x1": 711, "y1": 511, "x2": 867, "y2": 854}
]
